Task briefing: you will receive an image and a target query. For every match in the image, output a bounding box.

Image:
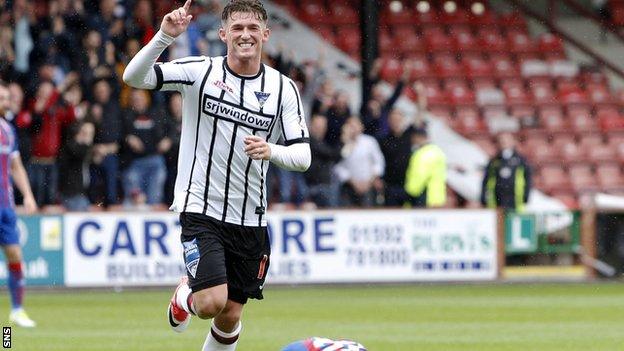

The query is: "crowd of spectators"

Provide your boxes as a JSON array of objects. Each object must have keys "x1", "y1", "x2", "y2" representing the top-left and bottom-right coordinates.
[{"x1": 0, "y1": 0, "x2": 450, "y2": 212}]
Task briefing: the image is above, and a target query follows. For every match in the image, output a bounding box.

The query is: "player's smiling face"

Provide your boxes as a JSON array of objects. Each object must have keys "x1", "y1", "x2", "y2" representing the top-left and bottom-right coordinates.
[{"x1": 220, "y1": 12, "x2": 270, "y2": 63}]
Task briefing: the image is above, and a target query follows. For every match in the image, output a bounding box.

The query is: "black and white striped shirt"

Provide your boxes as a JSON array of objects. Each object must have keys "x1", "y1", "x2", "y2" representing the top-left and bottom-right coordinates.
[{"x1": 155, "y1": 56, "x2": 309, "y2": 226}]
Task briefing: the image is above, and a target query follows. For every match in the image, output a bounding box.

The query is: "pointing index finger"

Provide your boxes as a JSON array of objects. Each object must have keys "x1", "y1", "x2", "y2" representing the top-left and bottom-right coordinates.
[{"x1": 183, "y1": 0, "x2": 192, "y2": 12}]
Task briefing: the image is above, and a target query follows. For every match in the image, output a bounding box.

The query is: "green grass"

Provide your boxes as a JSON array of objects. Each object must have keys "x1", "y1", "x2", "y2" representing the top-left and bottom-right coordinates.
[{"x1": 9, "y1": 283, "x2": 624, "y2": 350}]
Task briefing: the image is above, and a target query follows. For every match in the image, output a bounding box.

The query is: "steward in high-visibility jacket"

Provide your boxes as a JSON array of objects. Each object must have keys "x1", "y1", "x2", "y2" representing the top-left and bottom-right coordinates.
[
  {"x1": 404, "y1": 127, "x2": 447, "y2": 207},
  {"x1": 480, "y1": 133, "x2": 532, "y2": 211}
]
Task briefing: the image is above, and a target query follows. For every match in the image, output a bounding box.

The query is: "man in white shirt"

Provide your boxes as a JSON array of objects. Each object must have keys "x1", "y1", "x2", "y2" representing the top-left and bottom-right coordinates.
[
  {"x1": 334, "y1": 116, "x2": 385, "y2": 207},
  {"x1": 123, "y1": 1, "x2": 311, "y2": 350}
]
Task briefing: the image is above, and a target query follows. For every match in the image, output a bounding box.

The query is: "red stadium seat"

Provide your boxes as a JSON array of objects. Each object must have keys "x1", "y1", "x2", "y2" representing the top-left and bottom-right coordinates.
[
  {"x1": 453, "y1": 30, "x2": 478, "y2": 53},
  {"x1": 558, "y1": 141, "x2": 588, "y2": 163},
  {"x1": 504, "y1": 85, "x2": 532, "y2": 106},
  {"x1": 467, "y1": 8, "x2": 498, "y2": 28},
  {"x1": 597, "y1": 163, "x2": 624, "y2": 189},
  {"x1": 558, "y1": 86, "x2": 590, "y2": 105},
  {"x1": 540, "y1": 164, "x2": 572, "y2": 192},
  {"x1": 379, "y1": 29, "x2": 396, "y2": 55},
  {"x1": 598, "y1": 111, "x2": 624, "y2": 132},
  {"x1": 522, "y1": 129, "x2": 550, "y2": 145},
  {"x1": 447, "y1": 84, "x2": 476, "y2": 105},
  {"x1": 586, "y1": 83, "x2": 617, "y2": 106},
  {"x1": 380, "y1": 3, "x2": 415, "y2": 25},
  {"x1": 477, "y1": 30, "x2": 507, "y2": 53},
  {"x1": 579, "y1": 133, "x2": 604, "y2": 148},
  {"x1": 394, "y1": 29, "x2": 426, "y2": 54},
  {"x1": 379, "y1": 57, "x2": 403, "y2": 82},
  {"x1": 421, "y1": 81, "x2": 450, "y2": 106},
  {"x1": 498, "y1": 11, "x2": 528, "y2": 32},
  {"x1": 552, "y1": 133, "x2": 577, "y2": 150},
  {"x1": 329, "y1": 3, "x2": 359, "y2": 25},
  {"x1": 587, "y1": 143, "x2": 617, "y2": 163},
  {"x1": 433, "y1": 54, "x2": 463, "y2": 78},
  {"x1": 440, "y1": 7, "x2": 469, "y2": 26},
  {"x1": 424, "y1": 28, "x2": 454, "y2": 53},
  {"x1": 530, "y1": 82, "x2": 557, "y2": 106},
  {"x1": 457, "y1": 114, "x2": 488, "y2": 135},
  {"x1": 456, "y1": 105, "x2": 480, "y2": 120},
  {"x1": 538, "y1": 33, "x2": 565, "y2": 54},
  {"x1": 462, "y1": 55, "x2": 493, "y2": 79},
  {"x1": 300, "y1": 3, "x2": 331, "y2": 25},
  {"x1": 336, "y1": 26, "x2": 360, "y2": 56},
  {"x1": 507, "y1": 30, "x2": 537, "y2": 55},
  {"x1": 510, "y1": 105, "x2": 536, "y2": 120},
  {"x1": 406, "y1": 54, "x2": 433, "y2": 80},
  {"x1": 570, "y1": 113, "x2": 599, "y2": 133},
  {"x1": 539, "y1": 110, "x2": 569, "y2": 133},
  {"x1": 491, "y1": 54, "x2": 519, "y2": 79},
  {"x1": 472, "y1": 77, "x2": 497, "y2": 90},
  {"x1": 413, "y1": 6, "x2": 440, "y2": 26}
]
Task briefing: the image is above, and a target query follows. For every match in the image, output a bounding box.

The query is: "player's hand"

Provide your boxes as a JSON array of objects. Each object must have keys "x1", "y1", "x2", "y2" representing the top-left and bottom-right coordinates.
[
  {"x1": 244, "y1": 136, "x2": 271, "y2": 160},
  {"x1": 23, "y1": 195, "x2": 38, "y2": 214},
  {"x1": 161, "y1": 0, "x2": 193, "y2": 38}
]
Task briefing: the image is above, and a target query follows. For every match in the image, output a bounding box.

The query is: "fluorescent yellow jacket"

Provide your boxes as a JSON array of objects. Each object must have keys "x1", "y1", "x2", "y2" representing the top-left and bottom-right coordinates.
[{"x1": 404, "y1": 143, "x2": 447, "y2": 207}]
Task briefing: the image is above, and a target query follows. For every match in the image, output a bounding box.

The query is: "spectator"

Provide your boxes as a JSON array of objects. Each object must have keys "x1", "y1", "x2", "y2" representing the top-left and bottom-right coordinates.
[
  {"x1": 334, "y1": 117, "x2": 385, "y2": 207},
  {"x1": 311, "y1": 79, "x2": 334, "y2": 117},
  {"x1": 78, "y1": 30, "x2": 117, "y2": 96},
  {"x1": 88, "y1": 78, "x2": 122, "y2": 206},
  {"x1": 10, "y1": 0, "x2": 34, "y2": 83},
  {"x1": 379, "y1": 82, "x2": 428, "y2": 206},
  {"x1": 125, "y1": 0, "x2": 156, "y2": 46},
  {"x1": 361, "y1": 59, "x2": 410, "y2": 139},
  {"x1": 26, "y1": 79, "x2": 76, "y2": 205},
  {"x1": 305, "y1": 114, "x2": 341, "y2": 208},
  {"x1": 162, "y1": 93, "x2": 183, "y2": 205},
  {"x1": 194, "y1": 0, "x2": 226, "y2": 57},
  {"x1": 0, "y1": 25, "x2": 14, "y2": 79},
  {"x1": 480, "y1": 131, "x2": 532, "y2": 211},
  {"x1": 404, "y1": 127, "x2": 447, "y2": 207},
  {"x1": 116, "y1": 38, "x2": 141, "y2": 108},
  {"x1": 379, "y1": 109, "x2": 413, "y2": 207},
  {"x1": 58, "y1": 121, "x2": 95, "y2": 211},
  {"x1": 88, "y1": 0, "x2": 124, "y2": 45},
  {"x1": 121, "y1": 89, "x2": 167, "y2": 205},
  {"x1": 7, "y1": 83, "x2": 31, "y2": 164},
  {"x1": 325, "y1": 90, "x2": 352, "y2": 147}
]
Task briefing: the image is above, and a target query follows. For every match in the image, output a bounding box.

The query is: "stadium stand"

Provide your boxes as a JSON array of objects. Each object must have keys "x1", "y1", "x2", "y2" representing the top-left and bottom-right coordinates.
[{"x1": 273, "y1": 0, "x2": 624, "y2": 209}]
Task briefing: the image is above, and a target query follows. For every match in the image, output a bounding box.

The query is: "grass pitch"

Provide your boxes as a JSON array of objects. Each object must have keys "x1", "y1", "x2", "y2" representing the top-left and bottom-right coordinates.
[{"x1": 9, "y1": 283, "x2": 624, "y2": 350}]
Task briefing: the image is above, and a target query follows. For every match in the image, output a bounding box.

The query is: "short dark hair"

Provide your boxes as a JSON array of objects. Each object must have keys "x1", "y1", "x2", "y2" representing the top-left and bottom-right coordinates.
[{"x1": 221, "y1": 0, "x2": 268, "y2": 24}]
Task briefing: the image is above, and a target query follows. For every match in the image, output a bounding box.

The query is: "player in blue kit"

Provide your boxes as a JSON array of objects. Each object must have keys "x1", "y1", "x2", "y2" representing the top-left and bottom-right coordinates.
[{"x1": 0, "y1": 82, "x2": 38, "y2": 327}]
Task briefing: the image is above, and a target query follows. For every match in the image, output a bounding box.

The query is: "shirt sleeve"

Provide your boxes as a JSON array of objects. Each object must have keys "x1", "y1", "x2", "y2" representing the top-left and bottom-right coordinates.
[
  {"x1": 279, "y1": 78, "x2": 309, "y2": 145},
  {"x1": 153, "y1": 56, "x2": 208, "y2": 92}
]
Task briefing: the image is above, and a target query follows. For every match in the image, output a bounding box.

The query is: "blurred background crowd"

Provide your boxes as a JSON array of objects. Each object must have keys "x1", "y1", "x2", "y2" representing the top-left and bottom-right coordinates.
[{"x1": 0, "y1": 0, "x2": 469, "y2": 212}]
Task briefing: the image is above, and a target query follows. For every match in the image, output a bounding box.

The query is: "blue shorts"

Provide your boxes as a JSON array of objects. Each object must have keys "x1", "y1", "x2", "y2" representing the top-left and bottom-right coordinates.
[{"x1": 0, "y1": 208, "x2": 19, "y2": 246}]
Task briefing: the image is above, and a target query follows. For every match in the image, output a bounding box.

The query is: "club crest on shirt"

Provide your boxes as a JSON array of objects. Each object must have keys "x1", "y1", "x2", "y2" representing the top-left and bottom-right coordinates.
[
  {"x1": 254, "y1": 91, "x2": 270, "y2": 108},
  {"x1": 213, "y1": 80, "x2": 233, "y2": 94}
]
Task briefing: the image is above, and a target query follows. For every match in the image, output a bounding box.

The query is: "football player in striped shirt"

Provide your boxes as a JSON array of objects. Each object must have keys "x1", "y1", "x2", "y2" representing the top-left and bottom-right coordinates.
[{"x1": 123, "y1": 1, "x2": 310, "y2": 350}]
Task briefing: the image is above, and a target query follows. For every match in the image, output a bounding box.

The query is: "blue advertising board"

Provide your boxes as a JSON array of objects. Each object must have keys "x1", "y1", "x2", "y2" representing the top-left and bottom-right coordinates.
[{"x1": 0, "y1": 215, "x2": 64, "y2": 286}]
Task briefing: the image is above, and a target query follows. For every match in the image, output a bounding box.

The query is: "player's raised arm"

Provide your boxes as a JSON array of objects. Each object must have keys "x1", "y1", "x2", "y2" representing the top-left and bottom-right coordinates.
[{"x1": 122, "y1": 0, "x2": 194, "y2": 89}]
